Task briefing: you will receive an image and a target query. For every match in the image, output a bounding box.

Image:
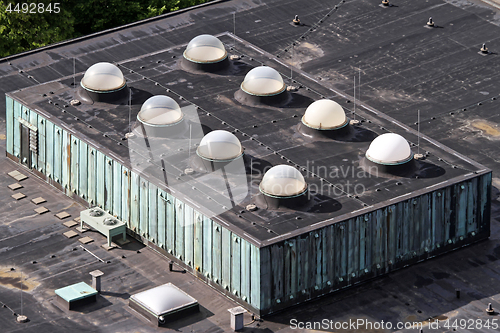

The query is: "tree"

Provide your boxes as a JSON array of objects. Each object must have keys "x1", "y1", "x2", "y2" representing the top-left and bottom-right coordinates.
[{"x1": 0, "y1": 1, "x2": 75, "y2": 57}]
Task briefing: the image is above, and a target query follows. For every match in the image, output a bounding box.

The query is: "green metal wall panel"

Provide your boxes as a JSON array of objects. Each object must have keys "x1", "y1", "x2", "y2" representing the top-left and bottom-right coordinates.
[
  {"x1": 29, "y1": 109, "x2": 38, "y2": 170},
  {"x1": 212, "y1": 222, "x2": 222, "y2": 284},
  {"x1": 148, "y1": 183, "x2": 158, "y2": 243},
  {"x1": 37, "y1": 116, "x2": 46, "y2": 174},
  {"x1": 121, "y1": 168, "x2": 130, "y2": 225},
  {"x1": 139, "y1": 177, "x2": 149, "y2": 238},
  {"x1": 105, "y1": 156, "x2": 113, "y2": 212},
  {"x1": 260, "y1": 247, "x2": 271, "y2": 311},
  {"x1": 231, "y1": 235, "x2": 241, "y2": 297},
  {"x1": 130, "y1": 171, "x2": 140, "y2": 232},
  {"x1": 78, "y1": 141, "x2": 88, "y2": 200},
  {"x1": 222, "y1": 228, "x2": 231, "y2": 291},
  {"x1": 166, "y1": 192, "x2": 175, "y2": 253},
  {"x1": 158, "y1": 190, "x2": 167, "y2": 249},
  {"x1": 250, "y1": 244, "x2": 260, "y2": 309},
  {"x1": 202, "y1": 217, "x2": 212, "y2": 278},
  {"x1": 112, "y1": 162, "x2": 122, "y2": 218},
  {"x1": 175, "y1": 198, "x2": 185, "y2": 260},
  {"x1": 96, "y1": 151, "x2": 105, "y2": 207},
  {"x1": 45, "y1": 121, "x2": 54, "y2": 179},
  {"x1": 61, "y1": 130, "x2": 70, "y2": 190},
  {"x1": 6, "y1": 96, "x2": 14, "y2": 155},
  {"x1": 87, "y1": 148, "x2": 97, "y2": 205},
  {"x1": 240, "y1": 239, "x2": 251, "y2": 302},
  {"x1": 70, "y1": 137, "x2": 79, "y2": 195},
  {"x1": 467, "y1": 178, "x2": 478, "y2": 234},
  {"x1": 184, "y1": 205, "x2": 194, "y2": 267},
  {"x1": 194, "y1": 211, "x2": 203, "y2": 271},
  {"x1": 13, "y1": 101, "x2": 21, "y2": 158}
]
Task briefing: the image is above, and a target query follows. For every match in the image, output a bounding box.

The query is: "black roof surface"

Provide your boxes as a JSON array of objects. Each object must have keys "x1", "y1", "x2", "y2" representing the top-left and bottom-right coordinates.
[{"x1": 8, "y1": 29, "x2": 487, "y2": 246}]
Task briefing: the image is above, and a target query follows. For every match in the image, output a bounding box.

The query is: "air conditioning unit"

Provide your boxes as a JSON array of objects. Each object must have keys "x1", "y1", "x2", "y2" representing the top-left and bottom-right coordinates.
[{"x1": 80, "y1": 207, "x2": 127, "y2": 248}]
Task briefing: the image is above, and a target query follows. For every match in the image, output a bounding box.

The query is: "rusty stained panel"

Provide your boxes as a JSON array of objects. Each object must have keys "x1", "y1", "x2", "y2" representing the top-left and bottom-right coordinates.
[
  {"x1": 184, "y1": 205, "x2": 194, "y2": 267},
  {"x1": 87, "y1": 148, "x2": 97, "y2": 205},
  {"x1": 157, "y1": 189, "x2": 167, "y2": 249},
  {"x1": 193, "y1": 211, "x2": 203, "y2": 272},
  {"x1": 13, "y1": 101, "x2": 21, "y2": 159},
  {"x1": 175, "y1": 198, "x2": 185, "y2": 261},
  {"x1": 6, "y1": 96, "x2": 14, "y2": 155},
  {"x1": 139, "y1": 177, "x2": 149, "y2": 239},
  {"x1": 104, "y1": 156, "x2": 113, "y2": 212},
  {"x1": 148, "y1": 183, "x2": 158, "y2": 244},
  {"x1": 166, "y1": 192, "x2": 175, "y2": 253},
  {"x1": 121, "y1": 167, "x2": 130, "y2": 226},
  {"x1": 70, "y1": 136, "x2": 79, "y2": 195},
  {"x1": 37, "y1": 116, "x2": 46, "y2": 175},
  {"x1": 202, "y1": 216, "x2": 212, "y2": 279},
  {"x1": 130, "y1": 171, "x2": 140, "y2": 232},
  {"x1": 45, "y1": 121, "x2": 54, "y2": 180},
  {"x1": 96, "y1": 151, "x2": 105, "y2": 208},
  {"x1": 112, "y1": 162, "x2": 122, "y2": 219},
  {"x1": 29, "y1": 108, "x2": 38, "y2": 170}
]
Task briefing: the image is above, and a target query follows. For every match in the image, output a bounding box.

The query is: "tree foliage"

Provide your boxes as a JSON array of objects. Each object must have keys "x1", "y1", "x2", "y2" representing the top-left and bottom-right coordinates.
[{"x1": 0, "y1": 0, "x2": 209, "y2": 58}]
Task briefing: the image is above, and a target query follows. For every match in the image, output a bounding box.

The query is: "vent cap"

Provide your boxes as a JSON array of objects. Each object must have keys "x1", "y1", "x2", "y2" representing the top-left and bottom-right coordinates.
[
  {"x1": 241, "y1": 66, "x2": 285, "y2": 96},
  {"x1": 137, "y1": 95, "x2": 183, "y2": 125},
  {"x1": 366, "y1": 133, "x2": 412, "y2": 165},
  {"x1": 302, "y1": 99, "x2": 347, "y2": 130},
  {"x1": 259, "y1": 165, "x2": 307, "y2": 197},
  {"x1": 197, "y1": 130, "x2": 243, "y2": 161},
  {"x1": 183, "y1": 34, "x2": 227, "y2": 63},
  {"x1": 81, "y1": 62, "x2": 125, "y2": 92}
]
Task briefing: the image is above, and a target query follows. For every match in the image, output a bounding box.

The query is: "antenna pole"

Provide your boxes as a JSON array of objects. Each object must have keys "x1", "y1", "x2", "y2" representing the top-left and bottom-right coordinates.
[
  {"x1": 128, "y1": 89, "x2": 131, "y2": 132},
  {"x1": 73, "y1": 58, "x2": 76, "y2": 92},
  {"x1": 188, "y1": 124, "x2": 192, "y2": 157},
  {"x1": 418, "y1": 109, "x2": 420, "y2": 155},
  {"x1": 20, "y1": 272, "x2": 23, "y2": 316},
  {"x1": 353, "y1": 75, "x2": 356, "y2": 121},
  {"x1": 233, "y1": 12, "x2": 236, "y2": 47}
]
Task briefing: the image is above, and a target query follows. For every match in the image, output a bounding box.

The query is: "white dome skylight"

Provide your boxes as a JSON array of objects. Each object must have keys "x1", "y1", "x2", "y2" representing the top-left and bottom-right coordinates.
[
  {"x1": 302, "y1": 99, "x2": 348, "y2": 130},
  {"x1": 197, "y1": 130, "x2": 243, "y2": 161},
  {"x1": 366, "y1": 133, "x2": 413, "y2": 165},
  {"x1": 183, "y1": 34, "x2": 227, "y2": 63},
  {"x1": 81, "y1": 62, "x2": 125, "y2": 92},
  {"x1": 241, "y1": 66, "x2": 286, "y2": 96},
  {"x1": 259, "y1": 165, "x2": 307, "y2": 197},
  {"x1": 137, "y1": 95, "x2": 183, "y2": 125}
]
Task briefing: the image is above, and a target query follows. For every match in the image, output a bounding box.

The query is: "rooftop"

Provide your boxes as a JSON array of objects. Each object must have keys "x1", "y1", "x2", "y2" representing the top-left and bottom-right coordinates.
[{"x1": 1, "y1": 0, "x2": 500, "y2": 331}]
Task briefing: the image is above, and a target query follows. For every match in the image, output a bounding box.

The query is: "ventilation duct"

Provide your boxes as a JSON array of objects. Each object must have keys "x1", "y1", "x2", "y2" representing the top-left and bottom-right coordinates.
[
  {"x1": 78, "y1": 62, "x2": 128, "y2": 103},
  {"x1": 182, "y1": 34, "x2": 229, "y2": 71}
]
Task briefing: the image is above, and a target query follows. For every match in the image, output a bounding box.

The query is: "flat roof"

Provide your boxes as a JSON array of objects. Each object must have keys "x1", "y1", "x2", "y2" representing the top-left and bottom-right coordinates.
[{"x1": 8, "y1": 31, "x2": 488, "y2": 246}]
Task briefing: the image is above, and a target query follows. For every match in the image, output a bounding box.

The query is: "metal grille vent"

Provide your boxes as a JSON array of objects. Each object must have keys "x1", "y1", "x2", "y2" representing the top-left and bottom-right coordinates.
[
  {"x1": 103, "y1": 217, "x2": 118, "y2": 225},
  {"x1": 89, "y1": 208, "x2": 104, "y2": 217},
  {"x1": 29, "y1": 128, "x2": 38, "y2": 154}
]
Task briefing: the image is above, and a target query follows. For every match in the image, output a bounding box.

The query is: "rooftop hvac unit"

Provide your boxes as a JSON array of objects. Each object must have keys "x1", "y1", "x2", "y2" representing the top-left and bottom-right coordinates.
[{"x1": 80, "y1": 207, "x2": 127, "y2": 248}]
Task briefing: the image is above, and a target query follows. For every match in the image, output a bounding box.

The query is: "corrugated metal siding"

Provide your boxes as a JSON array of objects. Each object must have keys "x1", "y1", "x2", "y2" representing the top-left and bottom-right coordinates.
[
  {"x1": 37, "y1": 116, "x2": 46, "y2": 174},
  {"x1": 13, "y1": 101, "x2": 21, "y2": 158},
  {"x1": 259, "y1": 175, "x2": 491, "y2": 314},
  {"x1": 88, "y1": 148, "x2": 97, "y2": 205},
  {"x1": 148, "y1": 183, "x2": 158, "y2": 243},
  {"x1": 29, "y1": 110, "x2": 38, "y2": 170},
  {"x1": 6, "y1": 96, "x2": 14, "y2": 155},
  {"x1": 105, "y1": 156, "x2": 113, "y2": 212},
  {"x1": 70, "y1": 137, "x2": 79, "y2": 195}
]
